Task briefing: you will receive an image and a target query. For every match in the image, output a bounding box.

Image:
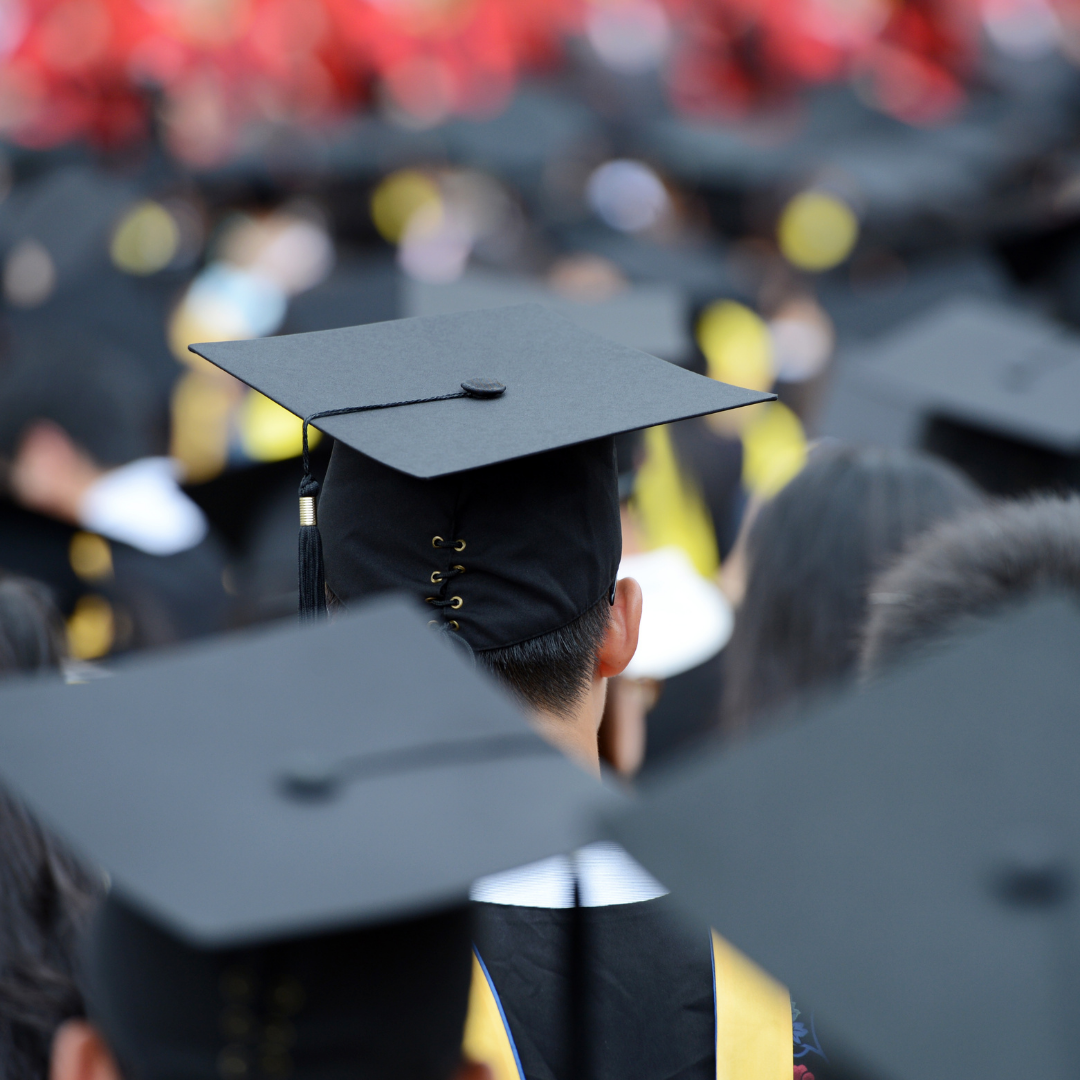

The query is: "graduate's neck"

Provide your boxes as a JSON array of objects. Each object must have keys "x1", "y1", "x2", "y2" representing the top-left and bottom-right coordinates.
[
  {"x1": 529, "y1": 681, "x2": 608, "y2": 778},
  {"x1": 527, "y1": 577, "x2": 643, "y2": 781}
]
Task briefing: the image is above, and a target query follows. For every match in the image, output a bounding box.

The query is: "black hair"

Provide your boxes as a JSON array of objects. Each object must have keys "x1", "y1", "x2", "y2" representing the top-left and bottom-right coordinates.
[
  {"x1": 0, "y1": 788, "x2": 102, "y2": 1080},
  {"x1": 722, "y1": 444, "x2": 982, "y2": 732},
  {"x1": 861, "y1": 494, "x2": 1080, "y2": 674},
  {"x1": 476, "y1": 596, "x2": 612, "y2": 718},
  {"x1": 325, "y1": 586, "x2": 612, "y2": 718},
  {"x1": 0, "y1": 574, "x2": 97, "y2": 1080},
  {"x1": 0, "y1": 576, "x2": 66, "y2": 674}
]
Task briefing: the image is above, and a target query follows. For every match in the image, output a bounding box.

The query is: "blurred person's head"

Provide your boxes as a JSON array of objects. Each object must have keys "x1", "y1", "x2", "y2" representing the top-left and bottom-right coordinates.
[
  {"x1": 0, "y1": 787, "x2": 100, "y2": 1080},
  {"x1": 861, "y1": 494, "x2": 1080, "y2": 675},
  {"x1": 722, "y1": 444, "x2": 982, "y2": 732},
  {"x1": 0, "y1": 331, "x2": 170, "y2": 472},
  {"x1": 0, "y1": 574, "x2": 65, "y2": 674}
]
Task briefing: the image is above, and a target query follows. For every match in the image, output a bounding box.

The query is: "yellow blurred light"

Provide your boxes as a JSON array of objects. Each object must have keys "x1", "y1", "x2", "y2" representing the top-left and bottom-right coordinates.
[
  {"x1": 370, "y1": 170, "x2": 442, "y2": 244},
  {"x1": 697, "y1": 300, "x2": 774, "y2": 391},
  {"x1": 632, "y1": 425, "x2": 719, "y2": 578},
  {"x1": 69, "y1": 532, "x2": 113, "y2": 582},
  {"x1": 238, "y1": 389, "x2": 321, "y2": 462},
  {"x1": 110, "y1": 200, "x2": 180, "y2": 275},
  {"x1": 777, "y1": 191, "x2": 859, "y2": 272},
  {"x1": 66, "y1": 594, "x2": 115, "y2": 660},
  {"x1": 170, "y1": 370, "x2": 242, "y2": 484},
  {"x1": 741, "y1": 401, "x2": 808, "y2": 499}
]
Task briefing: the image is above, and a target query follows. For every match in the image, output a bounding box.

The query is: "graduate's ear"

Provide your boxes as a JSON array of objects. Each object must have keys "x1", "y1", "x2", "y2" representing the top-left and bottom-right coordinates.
[
  {"x1": 51, "y1": 1021, "x2": 122, "y2": 1080},
  {"x1": 452, "y1": 1060, "x2": 494, "y2": 1080},
  {"x1": 596, "y1": 577, "x2": 642, "y2": 680}
]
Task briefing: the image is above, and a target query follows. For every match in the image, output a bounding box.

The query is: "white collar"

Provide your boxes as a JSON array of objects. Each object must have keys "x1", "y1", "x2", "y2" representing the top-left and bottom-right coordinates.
[{"x1": 470, "y1": 841, "x2": 668, "y2": 908}]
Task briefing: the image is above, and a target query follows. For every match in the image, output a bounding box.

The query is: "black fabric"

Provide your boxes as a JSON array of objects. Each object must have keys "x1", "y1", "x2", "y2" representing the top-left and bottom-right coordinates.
[
  {"x1": 471, "y1": 898, "x2": 715, "y2": 1080},
  {"x1": 88, "y1": 896, "x2": 473, "y2": 1080},
  {"x1": 0, "y1": 498, "x2": 228, "y2": 645},
  {"x1": 319, "y1": 439, "x2": 621, "y2": 651}
]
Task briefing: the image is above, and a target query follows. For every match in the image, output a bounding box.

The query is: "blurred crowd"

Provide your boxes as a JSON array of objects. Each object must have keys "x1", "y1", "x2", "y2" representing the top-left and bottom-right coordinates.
[{"x1": 0, "y1": 2, "x2": 1080, "y2": 1079}]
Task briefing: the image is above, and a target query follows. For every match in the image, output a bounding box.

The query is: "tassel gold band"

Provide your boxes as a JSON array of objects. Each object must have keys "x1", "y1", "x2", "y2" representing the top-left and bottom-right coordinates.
[{"x1": 299, "y1": 497, "x2": 316, "y2": 527}]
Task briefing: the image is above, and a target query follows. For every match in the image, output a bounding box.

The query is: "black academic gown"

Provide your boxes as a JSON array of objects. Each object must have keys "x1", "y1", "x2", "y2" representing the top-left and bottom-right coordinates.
[{"x1": 472, "y1": 895, "x2": 715, "y2": 1080}]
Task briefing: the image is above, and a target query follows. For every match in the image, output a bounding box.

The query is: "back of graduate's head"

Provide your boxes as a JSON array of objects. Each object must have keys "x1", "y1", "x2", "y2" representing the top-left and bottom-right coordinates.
[
  {"x1": 56, "y1": 895, "x2": 481, "y2": 1080},
  {"x1": 320, "y1": 438, "x2": 636, "y2": 719}
]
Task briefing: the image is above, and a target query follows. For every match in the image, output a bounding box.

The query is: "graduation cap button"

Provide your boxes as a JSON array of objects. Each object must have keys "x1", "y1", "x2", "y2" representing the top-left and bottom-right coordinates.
[
  {"x1": 460, "y1": 378, "x2": 506, "y2": 398},
  {"x1": 277, "y1": 756, "x2": 341, "y2": 802},
  {"x1": 993, "y1": 828, "x2": 1072, "y2": 909}
]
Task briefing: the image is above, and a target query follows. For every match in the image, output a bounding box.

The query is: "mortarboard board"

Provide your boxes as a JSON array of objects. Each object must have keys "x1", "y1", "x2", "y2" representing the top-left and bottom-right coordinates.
[
  {"x1": 0, "y1": 595, "x2": 612, "y2": 1079},
  {"x1": 608, "y1": 594, "x2": 1080, "y2": 1080},
  {"x1": 190, "y1": 304, "x2": 772, "y2": 641}
]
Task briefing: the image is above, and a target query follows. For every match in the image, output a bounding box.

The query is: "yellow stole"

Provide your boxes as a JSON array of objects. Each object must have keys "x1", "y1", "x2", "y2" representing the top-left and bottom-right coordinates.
[{"x1": 462, "y1": 933, "x2": 792, "y2": 1080}]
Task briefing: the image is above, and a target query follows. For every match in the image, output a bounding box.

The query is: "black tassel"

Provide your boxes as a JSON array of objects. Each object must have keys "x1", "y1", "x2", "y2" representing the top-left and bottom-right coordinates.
[{"x1": 298, "y1": 472, "x2": 326, "y2": 624}]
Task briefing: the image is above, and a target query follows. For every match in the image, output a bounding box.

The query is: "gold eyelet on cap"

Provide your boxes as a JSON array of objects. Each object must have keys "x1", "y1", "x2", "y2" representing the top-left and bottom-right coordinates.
[
  {"x1": 449, "y1": 620, "x2": 460, "y2": 631},
  {"x1": 430, "y1": 571, "x2": 443, "y2": 584},
  {"x1": 452, "y1": 564, "x2": 465, "y2": 573},
  {"x1": 454, "y1": 539, "x2": 466, "y2": 552},
  {"x1": 449, "y1": 596, "x2": 463, "y2": 609},
  {"x1": 432, "y1": 536, "x2": 444, "y2": 548},
  {"x1": 428, "y1": 619, "x2": 439, "y2": 627}
]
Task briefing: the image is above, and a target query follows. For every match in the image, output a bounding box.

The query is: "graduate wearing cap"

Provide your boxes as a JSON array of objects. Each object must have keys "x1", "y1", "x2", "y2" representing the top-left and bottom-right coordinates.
[
  {"x1": 0, "y1": 597, "x2": 610, "y2": 1080},
  {"x1": 191, "y1": 305, "x2": 794, "y2": 1080}
]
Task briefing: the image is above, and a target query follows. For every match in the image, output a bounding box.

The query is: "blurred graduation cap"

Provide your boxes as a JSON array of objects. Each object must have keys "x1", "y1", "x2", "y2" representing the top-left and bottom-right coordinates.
[
  {"x1": 402, "y1": 269, "x2": 689, "y2": 360},
  {"x1": 609, "y1": 595, "x2": 1080, "y2": 1080},
  {"x1": 0, "y1": 594, "x2": 611, "y2": 1077},
  {"x1": 848, "y1": 297, "x2": 1080, "y2": 493},
  {"x1": 190, "y1": 304, "x2": 772, "y2": 633},
  {"x1": 0, "y1": 593, "x2": 606, "y2": 943},
  {"x1": 282, "y1": 255, "x2": 399, "y2": 335},
  {"x1": 0, "y1": 165, "x2": 137, "y2": 290},
  {"x1": 549, "y1": 227, "x2": 747, "y2": 309},
  {"x1": 0, "y1": 595, "x2": 612, "y2": 1075}
]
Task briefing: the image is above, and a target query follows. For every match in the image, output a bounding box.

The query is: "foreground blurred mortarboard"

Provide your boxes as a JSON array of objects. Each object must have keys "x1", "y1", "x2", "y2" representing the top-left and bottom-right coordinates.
[
  {"x1": 609, "y1": 595, "x2": 1080, "y2": 1080},
  {"x1": 0, "y1": 593, "x2": 606, "y2": 943},
  {"x1": 190, "y1": 304, "x2": 772, "y2": 635},
  {"x1": 0, "y1": 595, "x2": 610, "y2": 1079}
]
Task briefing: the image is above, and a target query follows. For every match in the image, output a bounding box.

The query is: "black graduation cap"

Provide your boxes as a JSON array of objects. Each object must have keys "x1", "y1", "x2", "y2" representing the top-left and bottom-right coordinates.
[
  {"x1": 0, "y1": 595, "x2": 612, "y2": 1079},
  {"x1": 858, "y1": 297, "x2": 1080, "y2": 454},
  {"x1": 608, "y1": 595, "x2": 1080, "y2": 1080},
  {"x1": 851, "y1": 297, "x2": 1080, "y2": 495},
  {"x1": 190, "y1": 304, "x2": 772, "y2": 637}
]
